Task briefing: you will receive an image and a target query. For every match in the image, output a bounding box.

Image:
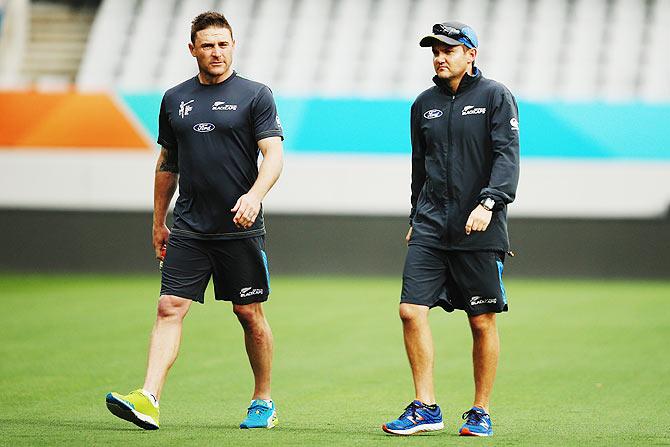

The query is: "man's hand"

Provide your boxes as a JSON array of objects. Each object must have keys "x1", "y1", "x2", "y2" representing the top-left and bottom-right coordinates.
[
  {"x1": 231, "y1": 192, "x2": 262, "y2": 229},
  {"x1": 153, "y1": 224, "x2": 170, "y2": 260},
  {"x1": 405, "y1": 226, "x2": 413, "y2": 244},
  {"x1": 465, "y1": 205, "x2": 493, "y2": 235}
]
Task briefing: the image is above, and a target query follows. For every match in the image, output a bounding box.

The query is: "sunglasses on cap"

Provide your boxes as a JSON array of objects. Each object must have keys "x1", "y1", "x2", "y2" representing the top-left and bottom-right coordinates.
[{"x1": 433, "y1": 23, "x2": 476, "y2": 48}]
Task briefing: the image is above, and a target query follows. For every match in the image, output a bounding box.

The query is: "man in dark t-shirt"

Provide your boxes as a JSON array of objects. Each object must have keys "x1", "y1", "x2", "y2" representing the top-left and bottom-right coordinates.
[{"x1": 106, "y1": 12, "x2": 284, "y2": 431}]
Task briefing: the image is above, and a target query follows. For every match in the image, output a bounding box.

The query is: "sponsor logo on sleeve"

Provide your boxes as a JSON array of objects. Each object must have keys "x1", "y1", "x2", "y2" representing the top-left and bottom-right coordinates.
[
  {"x1": 462, "y1": 105, "x2": 486, "y2": 115},
  {"x1": 193, "y1": 122, "x2": 215, "y2": 132},
  {"x1": 212, "y1": 101, "x2": 238, "y2": 111},
  {"x1": 510, "y1": 117, "x2": 519, "y2": 131},
  {"x1": 275, "y1": 115, "x2": 282, "y2": 130},
  {"x1": 179, "y1": 100, "x2": 194, "y2": 118},
  {"x1": 423, "y1": 109, "x2": 443, "y2": 119}
]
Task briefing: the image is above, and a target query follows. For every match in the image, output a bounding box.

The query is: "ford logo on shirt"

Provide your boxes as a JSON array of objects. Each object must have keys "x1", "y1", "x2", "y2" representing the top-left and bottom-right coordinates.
[
  {"x1": 424, "y1": 109, "x2": 443, "y2": 119},
  {"x1": 193, "y1": 123, "x2": 215, "y2": 133}
]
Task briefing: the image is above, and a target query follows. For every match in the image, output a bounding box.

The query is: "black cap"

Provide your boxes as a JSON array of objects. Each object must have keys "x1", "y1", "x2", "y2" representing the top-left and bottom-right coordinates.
[{"x1": 419, "y1": 21, "x2": 478, "y2": 49}]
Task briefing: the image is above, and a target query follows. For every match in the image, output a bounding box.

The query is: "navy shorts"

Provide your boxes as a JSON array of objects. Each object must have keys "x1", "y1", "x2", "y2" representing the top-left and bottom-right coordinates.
[
  {"x1": 160, "y1": 232, "x2": 270, "y2": 305},
  {"x1": 401, "y1": 244, "x2": 508, "y2": 316}
]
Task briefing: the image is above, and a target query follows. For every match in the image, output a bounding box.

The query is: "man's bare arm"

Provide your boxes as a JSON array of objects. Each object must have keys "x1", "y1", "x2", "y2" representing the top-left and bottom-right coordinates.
[
  {"x1": 153, "y1": 146, "x2": 179, "y2": 259},
  {"x1": 231, "y1": 136, "x2": 284, "y2": 229}
]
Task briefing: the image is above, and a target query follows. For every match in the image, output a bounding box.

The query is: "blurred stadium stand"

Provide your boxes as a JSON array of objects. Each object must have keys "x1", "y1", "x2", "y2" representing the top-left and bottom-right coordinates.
[
  {"x1": 1, "y1": 0, "x2": 668, "y2": 98},
  {"x1": 0, "y1": 0, "x2": 669, "y2": 277},
  {"x1": 74, "y1": 0, "x2": 670, "y2": 100},
  {"x1": 0, "y1": 0, "x2": 98, "y2": 88}
]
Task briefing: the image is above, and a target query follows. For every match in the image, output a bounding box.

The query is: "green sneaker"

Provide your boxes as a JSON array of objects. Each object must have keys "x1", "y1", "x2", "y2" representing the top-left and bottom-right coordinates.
[{"x1": 105, "y1": 389, "x2": 159, "y2": 430}]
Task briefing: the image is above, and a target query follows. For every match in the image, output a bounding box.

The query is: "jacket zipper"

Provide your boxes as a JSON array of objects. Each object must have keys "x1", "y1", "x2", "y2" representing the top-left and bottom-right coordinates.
[
  {"x1": 443, "y1": 95, "x2": 455, "y2": 239},
  {"x1": 446, "y1": 94, "x2": 455, "y2": 201}
]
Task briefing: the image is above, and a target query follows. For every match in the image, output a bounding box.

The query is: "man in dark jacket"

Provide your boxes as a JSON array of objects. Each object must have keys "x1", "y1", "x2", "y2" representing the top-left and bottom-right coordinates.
[{"x1": 382, "y1": 21, "x2": 520, "y2": 437}]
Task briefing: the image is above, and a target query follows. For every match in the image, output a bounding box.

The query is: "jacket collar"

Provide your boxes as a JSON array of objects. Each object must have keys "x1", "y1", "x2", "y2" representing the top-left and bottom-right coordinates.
[{"x1": 433, "y1": 66, "x2": 481, "y2": 95}]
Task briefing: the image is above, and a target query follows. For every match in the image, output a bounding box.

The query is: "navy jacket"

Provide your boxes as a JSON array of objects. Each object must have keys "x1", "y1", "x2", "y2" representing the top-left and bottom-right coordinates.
[{"x1": 409, "y1": 69, "x2": 520, "y2": 251}]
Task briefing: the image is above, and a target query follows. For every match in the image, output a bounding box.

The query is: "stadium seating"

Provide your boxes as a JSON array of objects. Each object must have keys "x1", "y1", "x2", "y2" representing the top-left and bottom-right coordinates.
[
  {"x1": 275, "y1": 0, "x2": 330, "y2": 95},
  {"x1": 77, "y1": 0, "x2": 135, "y2": 89},
  {"x1": 62, "y1": 0, "x2": 670, "y2": 100}
]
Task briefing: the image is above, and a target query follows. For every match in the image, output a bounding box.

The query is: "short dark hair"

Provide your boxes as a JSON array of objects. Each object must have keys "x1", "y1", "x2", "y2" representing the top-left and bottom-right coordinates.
[{"x1": 190, "y1": 11, "x2": 233, "y2": 44}]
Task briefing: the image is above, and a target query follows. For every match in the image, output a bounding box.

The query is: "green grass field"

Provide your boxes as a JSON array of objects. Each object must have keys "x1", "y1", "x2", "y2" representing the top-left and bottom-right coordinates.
[{"x1": 0, "y1": 274, "x2": 669, "y2": 446}]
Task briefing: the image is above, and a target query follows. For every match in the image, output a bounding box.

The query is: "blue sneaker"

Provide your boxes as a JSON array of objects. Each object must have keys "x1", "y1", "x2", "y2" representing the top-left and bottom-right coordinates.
[
  {"x1": 382, "y1": 400, "x2": 444, "y2": 435},
  {"x1": 459, "y1": 406, "x2": 493, "y2": 436},
  {"x1": 240, "y1": 399, "x2": 278, "y2": 429}
]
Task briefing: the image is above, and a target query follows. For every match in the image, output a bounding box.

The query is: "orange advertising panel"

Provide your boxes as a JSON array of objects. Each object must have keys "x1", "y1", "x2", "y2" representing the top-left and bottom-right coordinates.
[{"x1": 0, "y1": 92, "x2": 151, "y2": 149}]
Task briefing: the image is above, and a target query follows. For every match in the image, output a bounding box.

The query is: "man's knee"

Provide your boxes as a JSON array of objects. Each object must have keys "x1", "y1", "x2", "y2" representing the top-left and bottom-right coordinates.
[
  {"x1": 233, "y1": 303, "x2": 264, "y2": 326},
  {"x1": 156, "y1": 295, "x2": 191, "y2": 320},
  {"x1": 399, "y1": 303, "x2": 428, "y2": 323},
  {"x1": 469, "y1": 312, "x2": 496, "y2": 333}
]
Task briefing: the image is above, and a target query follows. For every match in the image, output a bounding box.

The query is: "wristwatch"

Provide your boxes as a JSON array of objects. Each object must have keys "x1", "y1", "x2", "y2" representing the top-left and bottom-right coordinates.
[{"x1": 480, "y1": 197, "x2": 495, "y2": 211}]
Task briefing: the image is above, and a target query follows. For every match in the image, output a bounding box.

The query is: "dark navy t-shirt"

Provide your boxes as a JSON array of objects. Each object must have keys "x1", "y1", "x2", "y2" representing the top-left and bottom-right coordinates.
[{"x1": 158, "y1": 72, "x2": 283, "y2": 239}]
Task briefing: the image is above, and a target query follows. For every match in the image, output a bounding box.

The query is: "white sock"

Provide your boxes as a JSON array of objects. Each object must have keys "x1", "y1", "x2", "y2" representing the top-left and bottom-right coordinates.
[
  {"x1": 252, "y1": 399, "x2": 273, "y2": 407},
  {"x1": 141, "y1": 389, "x2": 159, "y2": 408}
]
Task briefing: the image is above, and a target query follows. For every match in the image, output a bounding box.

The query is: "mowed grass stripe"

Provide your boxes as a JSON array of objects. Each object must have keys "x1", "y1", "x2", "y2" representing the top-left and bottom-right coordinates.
[{"x1": 0, "y1": 275, "x2": 668, "y2": 446}]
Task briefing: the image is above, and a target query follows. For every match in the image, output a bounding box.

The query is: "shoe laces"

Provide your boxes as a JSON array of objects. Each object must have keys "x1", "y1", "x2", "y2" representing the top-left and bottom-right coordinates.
[
  {"x1": 399, "y1": 401, "x2": 421, "y2": 421},
  {"x1": 247, "y1": 402, "x2": 271, "y2": 417},
  {"x1": 462, "y1": 408, "x2": 488, "y2": 425},
  {"x1": 129, "y1": 390, "x2": 146, "y2": 400}
]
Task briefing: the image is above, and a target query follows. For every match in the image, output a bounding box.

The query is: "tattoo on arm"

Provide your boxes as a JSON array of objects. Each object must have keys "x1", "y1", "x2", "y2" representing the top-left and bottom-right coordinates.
[
  {"x1": 158, "y1": 160, "x2": 178, "y2": 173},
  {"x1": 158, "y1": 147, "x2": 179, "y2": 173}
]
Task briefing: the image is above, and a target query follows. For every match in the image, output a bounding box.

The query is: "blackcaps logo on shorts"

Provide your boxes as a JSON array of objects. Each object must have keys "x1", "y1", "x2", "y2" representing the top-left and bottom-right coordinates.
[
  {"x1": 193, "y1": 123, "x2": 215, "y2": 132},
  {"x1": 424, "y1": 109, "x2": 443, "y2": 119},
  {"x1": 470, "y1": 296, "x2": 497, "y2": 306},
  {"x1": 240, "y1": 287, "x2": 264, "y2": 298},
  {"x1": 462, "y1": 105, "x2": 486, "y2": 115},
  {"x1": 212, "y1": 101, "x2": 238, "y2": 111}
]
